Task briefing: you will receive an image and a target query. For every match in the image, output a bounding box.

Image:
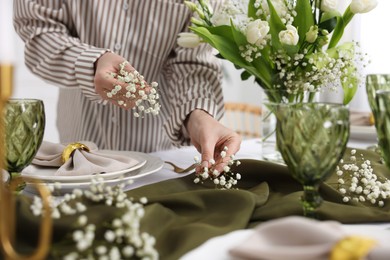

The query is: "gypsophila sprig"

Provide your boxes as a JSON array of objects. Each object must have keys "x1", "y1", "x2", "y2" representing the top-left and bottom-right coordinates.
[
  {"x1": 30, "y1": 177, "x2": 158, "y2": 260},
  {"x1": 109, "y1": 61, "x2": 161, "y2": 117},
  {"x1": 179, "y1": 0, "x2": 378, "y2": 104},
  {"x1": 335, "y1": 149, "x2": 390, "y2": 207},
  {"x1": 193, "y1": 146, "x2": 242, "y2": 189}
]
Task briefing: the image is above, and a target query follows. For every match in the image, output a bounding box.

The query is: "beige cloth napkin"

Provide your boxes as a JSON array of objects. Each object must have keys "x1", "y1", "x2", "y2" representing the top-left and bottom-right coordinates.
[
  {"x1": 32, "y1": 141, "x2": 140, "y2": 176},
  {"x1": 350, "y1": 110, "x2": 372, "y2": 126},
  {"x1": 229, "y1": 216, "x2": 389, "y2": 260}
]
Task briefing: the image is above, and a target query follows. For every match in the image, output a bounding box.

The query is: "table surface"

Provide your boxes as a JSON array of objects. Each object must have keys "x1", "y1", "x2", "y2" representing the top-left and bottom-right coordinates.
[
  {"x1": 142, "y1": 136, "x2": 390, "y2": 260},
  {"x1": 22, "y1": 133, "x2": 388, "y2": 259}
]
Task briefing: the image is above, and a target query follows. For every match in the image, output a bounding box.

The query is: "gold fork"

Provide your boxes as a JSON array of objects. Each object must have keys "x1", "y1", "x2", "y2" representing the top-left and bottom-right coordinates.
[{"x1": 165, "y1": 161, "x2": 197, "y2": 174}]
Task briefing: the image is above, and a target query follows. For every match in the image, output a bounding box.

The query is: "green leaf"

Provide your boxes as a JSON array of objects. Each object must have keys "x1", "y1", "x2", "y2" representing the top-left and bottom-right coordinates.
[
  {"x1": 319, "y1": 10, "x2": 341, "y2": 33},
  {"x1": 293, "y1": 0, "x2": 315, "y2": 45},
  {"x1": 208, "y1": 25, "x2": 235, "y2": 39},
  {"x1": 230, "y1": 21, "x2": 248, "y2": 47},
  {"x1": 283, "y1": 44, "x2": 299, "y2": 56},
  {"x1": 248, "y1": 0, "x2": 258, "y2": 19},
  {"x1": 241, "y1": 70, "x2": 252, "y2": 81},
  {"x1": 190, "y1": 26, "x2": 273, "y2": 88},
  {"x1": 342, "y1": 71, "x2": 358, "y2": 105},
  {"x1": 328, "y1": 7, "x2": 354, "y2": 49},
  {"x1": 266, "y1": 0, "x2": 285, "y2": 51}
]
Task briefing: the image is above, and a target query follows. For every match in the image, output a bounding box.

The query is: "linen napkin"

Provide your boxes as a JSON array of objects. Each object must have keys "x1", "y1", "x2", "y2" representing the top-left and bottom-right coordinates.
[
  {"x1": 31, "y1": 141, "x2": 140, "y2": 176},
  {"x1": 229, "y1": 216, "x2": 389, "y2": 260},
  {"x1": 350, "y1": 110, "x2": 373, "y2": 126}
]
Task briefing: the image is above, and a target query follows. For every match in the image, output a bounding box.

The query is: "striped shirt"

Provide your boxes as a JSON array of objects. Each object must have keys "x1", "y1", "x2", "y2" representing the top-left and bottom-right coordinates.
[{"x1": 13, "y1": 0, "x2": 224, "y2": 152}]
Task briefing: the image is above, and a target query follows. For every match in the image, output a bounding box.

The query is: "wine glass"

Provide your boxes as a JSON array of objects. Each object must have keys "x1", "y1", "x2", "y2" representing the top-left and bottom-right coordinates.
[
  {"x1": 366, "y1": 74, "x2": 390, "y2": 115},
  {"x1": 273, "y1": 102, "x2": 349, "y2": 218},
  {"x1": 372, "y1": 90, "x2": 390, "y2": 169},
  {"x1": 365, "y1": 74, "x2": 390, "y2": 153},
  {"x1": 4, "y1": 99, "x2": 45, "y2": 185}
]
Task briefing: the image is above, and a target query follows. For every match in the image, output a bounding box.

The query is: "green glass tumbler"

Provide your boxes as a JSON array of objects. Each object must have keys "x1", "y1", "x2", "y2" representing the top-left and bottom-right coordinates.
[
  {"x1": 273, "y1": 103, "x2": 349, "y2": 218},
  {"x1": 366, "y1": 74, "x2": 390, "y2": 123},
  {"x1": 4, "y1": 99, "x2": 45, "y2": 178},
  {"x1": 373, "y1": 90, "x2": 390, "y2": 169}
]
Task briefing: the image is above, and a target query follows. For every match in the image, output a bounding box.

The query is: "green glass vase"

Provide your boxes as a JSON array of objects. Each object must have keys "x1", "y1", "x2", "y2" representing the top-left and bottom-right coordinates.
[{"x1": 373, "y1": 90, "x2": 390, "y2": 170}]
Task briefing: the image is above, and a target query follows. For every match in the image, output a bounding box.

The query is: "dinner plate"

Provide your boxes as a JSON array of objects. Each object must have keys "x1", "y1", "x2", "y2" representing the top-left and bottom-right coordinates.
[
  {"x1": 349, "y1": 125, "x2": 377, "y2": 141},
  {"x1": 24, "y1": 152, "x2": 164, "y2": 195},
  {"x1": 21, "y1": 150, "x2": 147, "y2": 183}
]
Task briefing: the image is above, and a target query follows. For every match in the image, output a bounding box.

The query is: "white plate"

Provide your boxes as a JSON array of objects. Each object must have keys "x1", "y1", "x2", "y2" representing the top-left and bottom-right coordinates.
[
  {"x1": 21, "y1": 150, "x2": 147, "y2": 183},
  {"x1": 24, "y1": 152, "x2": 164, "y2": 195},
  {"x1": 349, "y1": 125, "x2": 377, "y2": 141}
]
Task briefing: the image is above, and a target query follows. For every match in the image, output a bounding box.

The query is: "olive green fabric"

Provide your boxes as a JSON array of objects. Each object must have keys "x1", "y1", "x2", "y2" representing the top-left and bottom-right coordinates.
[{"x1": 13, "y1": 148, "x2": 390, "y2": 259}]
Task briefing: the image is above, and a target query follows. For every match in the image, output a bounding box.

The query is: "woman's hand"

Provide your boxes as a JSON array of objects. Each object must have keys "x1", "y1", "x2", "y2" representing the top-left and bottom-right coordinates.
[
  {"x1": 94, "y1": 52, "x2": 149, "y2": 109},
  {"x1": 185, "y1": 109, "x2": 242, "y2": 173}
]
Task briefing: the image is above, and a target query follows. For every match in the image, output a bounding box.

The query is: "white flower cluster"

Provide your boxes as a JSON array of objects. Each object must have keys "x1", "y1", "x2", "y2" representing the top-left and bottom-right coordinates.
[
  {"x1": 193, "y1": 146, "x2": 242, "y2": 189},
  {"x1": 336, "y1": 149, "x2": 390, "y2": 207},
  {"x1": 30, "y1": 177, "x2": 158, "y2": 260},
  {"x1": 108, "y1": 61, "x2": 160, "y2": 117},
  {"x1": 271, "y1": 44, "x2": 361, "y2": 93}
]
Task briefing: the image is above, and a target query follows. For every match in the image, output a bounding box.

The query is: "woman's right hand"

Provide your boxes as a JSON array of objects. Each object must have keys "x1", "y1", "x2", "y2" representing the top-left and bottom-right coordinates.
[{"x1": 94, "y1": 52, "x2": 149, "y2": 109}]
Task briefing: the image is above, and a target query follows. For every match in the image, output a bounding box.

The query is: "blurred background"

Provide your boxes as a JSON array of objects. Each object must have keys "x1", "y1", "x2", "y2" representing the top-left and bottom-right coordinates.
[{"x1": 1, "y1": 1, "x2": 389, "y2": 143}]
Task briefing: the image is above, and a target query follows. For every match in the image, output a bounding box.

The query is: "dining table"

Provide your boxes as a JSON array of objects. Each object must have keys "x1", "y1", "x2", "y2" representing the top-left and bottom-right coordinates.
[{"x1": 14, "y1": 128, "x2": 390, "y2": 260}]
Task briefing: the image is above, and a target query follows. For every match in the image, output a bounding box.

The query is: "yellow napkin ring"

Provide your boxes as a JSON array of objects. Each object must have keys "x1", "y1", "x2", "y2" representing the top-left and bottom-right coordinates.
[
  {"x1": 61, "y1": 142, "x2": 90, "y2": 163},
  {"x1": 330, "y1": 236, "x2": 377, "y2": 260}
]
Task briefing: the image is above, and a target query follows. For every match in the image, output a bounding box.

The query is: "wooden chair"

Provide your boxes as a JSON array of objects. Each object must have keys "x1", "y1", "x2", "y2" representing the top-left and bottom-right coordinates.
[{"x1": 221, "y1": 102, "x2": 263, "y2": 139}]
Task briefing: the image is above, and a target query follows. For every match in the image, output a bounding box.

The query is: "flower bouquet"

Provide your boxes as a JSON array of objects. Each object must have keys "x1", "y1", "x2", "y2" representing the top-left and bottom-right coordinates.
[{"x1": 178, "y1": 0, "x2": 378, "y2": 104}]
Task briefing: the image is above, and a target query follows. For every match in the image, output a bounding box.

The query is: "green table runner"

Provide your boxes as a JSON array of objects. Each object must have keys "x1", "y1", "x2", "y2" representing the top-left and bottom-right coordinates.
[{"x1": 12, "y1": 148, "x2": 390, "y2": 259}]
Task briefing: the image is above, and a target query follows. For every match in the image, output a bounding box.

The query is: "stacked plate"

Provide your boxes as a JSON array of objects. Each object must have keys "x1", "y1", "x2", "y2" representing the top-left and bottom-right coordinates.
[{"x1": 21, "y1": 150, "x2": 164, "y2": 195}]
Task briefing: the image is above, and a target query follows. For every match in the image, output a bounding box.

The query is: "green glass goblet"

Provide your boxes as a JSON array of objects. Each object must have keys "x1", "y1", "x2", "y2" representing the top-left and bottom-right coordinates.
[
  {"x1": 273, "y1": 103, "x2": 349, "y2": 218},
  {"x1": 366, "y1": 74, "x2": 390, "y2": 117},
  {"x1": 4, "y1": 99, "x2": 45, "y2": 185},
  {"x1": 373, "y1": 90, "x2": 390, "y2": 169}
]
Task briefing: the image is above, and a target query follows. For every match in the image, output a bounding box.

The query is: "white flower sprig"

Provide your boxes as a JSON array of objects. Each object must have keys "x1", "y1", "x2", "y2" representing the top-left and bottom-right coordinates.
[
  {"x1": 193, "y1": 146, "x2": 242, "y2": 189},
  {"x1": 30, "y1": 177, "x2": 158, "y2": 260},
  {"x1": 108, "y1": 61, "x2": 161, "y2": 117},
  {"x1": 336, "y1": 149, "x2": 390, "y2": 207}
]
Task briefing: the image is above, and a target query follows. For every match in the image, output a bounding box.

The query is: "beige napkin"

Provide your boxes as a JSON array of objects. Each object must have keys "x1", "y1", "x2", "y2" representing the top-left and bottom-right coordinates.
[
  {"x1": 350, "y1": 110, "x2": 373, "y2": 126},
  {"x1": 32, "y1": 141, "x2": 140, "y2": 176},
  {"x1": 229, "y1": 216, "x2": 389, "y2": 260}
]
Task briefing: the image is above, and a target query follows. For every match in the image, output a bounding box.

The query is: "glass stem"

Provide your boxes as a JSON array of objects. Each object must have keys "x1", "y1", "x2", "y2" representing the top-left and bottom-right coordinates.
[
  {"x1": 302, "y1": 184, "x2": 322, "y2": 219},
  {"x1": 8, "y1": 172, "x2": 26, "y2": 193}
]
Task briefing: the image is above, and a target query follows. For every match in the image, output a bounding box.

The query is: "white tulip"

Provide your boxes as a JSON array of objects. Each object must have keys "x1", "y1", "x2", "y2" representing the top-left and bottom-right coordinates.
[
  {"x1": 350, "y1": 0, "x2": 378, "y2": 14},
  {"x1": 306, "y1": 25, "x2": 318, "y2": 43},
  {"x1": 177, "y1": 32, "x2": 202, "y2": 48},
  {"x1": 246, "y1": 19, "x2": 270, "y2": 46},
  {"x1": 321, "y1": 0, "x2": 337, "y2": 12},
  {"x1": 279, "y1": 25, "x2": 299, "y2": 46}
]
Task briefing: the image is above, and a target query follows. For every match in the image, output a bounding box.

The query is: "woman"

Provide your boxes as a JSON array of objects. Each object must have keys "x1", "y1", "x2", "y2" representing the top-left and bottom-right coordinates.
[{"x1": 13, "y1": 0, "x2": 241, "y2": 171}]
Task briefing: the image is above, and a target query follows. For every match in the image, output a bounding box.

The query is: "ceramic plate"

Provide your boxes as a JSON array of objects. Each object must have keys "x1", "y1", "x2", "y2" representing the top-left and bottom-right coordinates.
[
  {"x1": 21, "y1": 150, "x2": 147, "y2": 183},
  {"x1": 349, "y1": 125, "x2": 377, "y2": 141},
  {"x1": 24, "y1": 152, "x2": 164, "y2": 195}
]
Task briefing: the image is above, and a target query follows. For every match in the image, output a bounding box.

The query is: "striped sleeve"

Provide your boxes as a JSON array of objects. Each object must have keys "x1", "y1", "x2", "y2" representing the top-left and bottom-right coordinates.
[
  {"x1": 13, "y1": 0, "x2": 107, "y2": 102},
  {"x1": 163, "y1": 38, "x2": 224, "y2": 146}
]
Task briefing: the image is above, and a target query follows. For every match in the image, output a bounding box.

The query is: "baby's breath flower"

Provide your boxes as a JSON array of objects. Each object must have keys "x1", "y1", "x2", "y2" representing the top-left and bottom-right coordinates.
[
  {"x1": 193, "y1": 147, "x2": 241, "y2": 189},
  {"x1": 108, "y1": 61, "x2": 160, "y2": 117},
  {"x1": 335, "y1": 150, "x2": 390, "y2": 207},
  {"x1": 29, "y1": 176, "x2": 158, "y2": 259}
]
